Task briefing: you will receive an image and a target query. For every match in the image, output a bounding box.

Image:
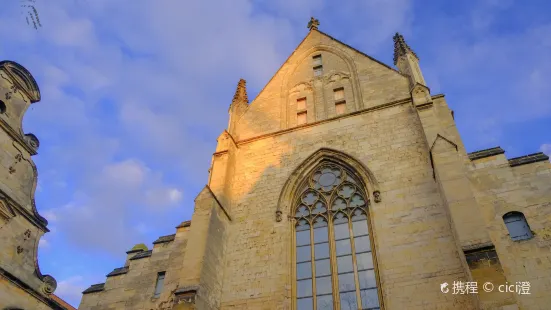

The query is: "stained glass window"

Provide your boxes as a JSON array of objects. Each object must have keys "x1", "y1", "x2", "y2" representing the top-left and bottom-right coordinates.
[{"x1": 294, "y1": 163, "x2": 381, "y2": 310}]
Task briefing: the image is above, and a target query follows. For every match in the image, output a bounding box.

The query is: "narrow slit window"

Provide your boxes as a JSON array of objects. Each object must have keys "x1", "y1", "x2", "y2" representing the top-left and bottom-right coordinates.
[
  {"x1": 297, "y1": 111, "x2": 307, "y2": 125},
  {"x1": 314, "y1": 65, "x2": 323, "y2": 77},
  {"x1": 503, "y1": 212, "x2": 533, "y2": 241},
  {"x1": 333, "y1": 88, "x2": 345, "y2": 101},
  {"x1": 313, "y1": 55, "x2": 322, "y2": 66},
  {"x1": 297, "y1": 98, "x2": 307, "y2": 111},
  {"x1": 335, "y1": 102, "x2": 346, "y2": 115},
  {"x1": 334, "y1": 88, "x2": 346, "y2": 115},
  {"x1": 153, "y1": 271, "x2": 166, "y2": 298}
]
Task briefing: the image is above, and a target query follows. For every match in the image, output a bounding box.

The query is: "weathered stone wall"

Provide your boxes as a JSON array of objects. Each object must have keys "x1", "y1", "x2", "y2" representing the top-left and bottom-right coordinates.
[
  {"x1": 464, "y1": 248, "x2": 517, "y2": 309},
  {"x1": 195, "y1": 195, "x2": 230, "y2": 310},
  {"x1": 79, "y1": 187, "x2": 231, "y2": 310},
  {"x1": 0, "y1": 61, "x2": 63, "y2": 309},
  {"x1": 0, "y1": 209, "x2": 46, "y2": 295},
  {"x1": 469, "y1": 152, "x2": 551, "y2": 309},
  {"x1": 217, "y1": 100, "x2": 476, "y2": 309},
  {"x1": 233, "y1": 29, "x2": 410, "y2": 141},
  {"x1": 78, "y1": 224, "x2": 190, "y2": 310},
  {"x1": 0, "y1": 277, "x2": 54, "y2": 310}
]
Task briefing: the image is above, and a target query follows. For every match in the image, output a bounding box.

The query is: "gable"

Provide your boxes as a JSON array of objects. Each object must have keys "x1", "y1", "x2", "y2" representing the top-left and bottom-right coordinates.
[{"x1": 232, "y1": 29, "x2": 410, "y2": 141}]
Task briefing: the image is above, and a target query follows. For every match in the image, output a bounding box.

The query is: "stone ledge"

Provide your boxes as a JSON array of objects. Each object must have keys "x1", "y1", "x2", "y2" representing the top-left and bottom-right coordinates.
[
  {"x1": 106, "y1": 266, "x2": 129, "y2": 277},
  {"x1": 468, "y1": 147, "x2": 505, "y2": 161},
  {"x1": 176, "y1": 220, "x2": 191, "y2": 229},
  {"x1": 153, "y1": 234, "x2": 176, "y2": 245},
  {"x1": 82, "y1": 283, "x2": 105, "y2": 294},
  {"x1": 129, "y1": 250, "x2": 152, "y2": 260},
  {"x1": 509, "y1": 152, "x2": 549, "y2": 167},
  {"x1": 175, "y1": 285, "x2": 199, "y2": 295}
]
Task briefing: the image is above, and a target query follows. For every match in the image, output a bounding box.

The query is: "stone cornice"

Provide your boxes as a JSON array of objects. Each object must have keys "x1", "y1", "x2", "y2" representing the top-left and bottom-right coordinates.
[
  {"x1": 129, "y1": 250, "x2": 152, "y2": 260},
  {"x1": 468, "y1": 147, "x2": 505, "y2": 161},
  {"x1": 82, "y1": 283, "x2": 105, "y2": 294},
  {"x1": 152, "y1": 234, "x2": 176, "y2": 245},
  {"x1": 235, "y1": 97, "x2": 413, "y2": 146},
  {"x1": 0, "y1": 266, "x2": 64, "y2": 309},
  {"x1": 106, "y1": 266, "x2": 129, "y2": 277},
  {"x1": 176, "y1": 220, "x2": 191, "y2": 229},
  {"x1": 0, "y1": 189, "x2": 48, "y2": 232},
  {"x1": 0, "y1": 117, "x2": 37, "y2": 155},
  {"x1": 509, "y1": 152, "x2": 549, "y2": 167}
]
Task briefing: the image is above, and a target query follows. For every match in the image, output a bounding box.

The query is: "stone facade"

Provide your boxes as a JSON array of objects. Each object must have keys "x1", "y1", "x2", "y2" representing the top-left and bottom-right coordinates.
[
  {"x1": 0, "y1": 61, "x2": 70, "y2": 309},
  {"x1": 78, "y1": 25, "x2": 551, "y2": 310}
]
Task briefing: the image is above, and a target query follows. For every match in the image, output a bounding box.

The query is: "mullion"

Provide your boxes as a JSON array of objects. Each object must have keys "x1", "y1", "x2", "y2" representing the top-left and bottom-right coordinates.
[
  {"x1": 310, "y1": 224, "x2": 318, "y2": 309},
  {"x1": 313, "y1": 218, "x2": 332, "y2": 310},
  {"x1": 334, "y1": 217, "x2": 359, "y2": 310},
  {"x1": 352, "y1": 216, "x2": 380, "y2": 310}
]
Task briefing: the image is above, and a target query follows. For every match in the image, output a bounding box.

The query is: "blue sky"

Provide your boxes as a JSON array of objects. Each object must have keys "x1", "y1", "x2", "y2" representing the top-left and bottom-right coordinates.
[{"x1": 1, "y1": 0, "x2": 550, "y2": 307}]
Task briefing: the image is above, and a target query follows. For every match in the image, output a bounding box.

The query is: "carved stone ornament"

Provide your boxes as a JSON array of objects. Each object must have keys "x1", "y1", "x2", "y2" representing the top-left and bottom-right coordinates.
[
  {"x1": 23, "y1": 229, "x2": 31, "y2": 240},
  {"x1": 40, "y1": 275, "x2": 57, "y2": 295},
  {"x1": 24, "y1": 133, "x2": 40, "y2": 150},
  {"x1": 275, "y1": 210, "x2": 283, "y2": 222},
  {"x1": 307, "y1": 17, "x2": 320, "y2": 30},
  {"x1": 0, "y1": 200, "x2": 15, "y2": 221},
  {"x1": 373, "y1": 191, "x2": 381, "y2": 203},
  {"x1": 8, "y1": 152, "x2": 23, "y2": 175}
]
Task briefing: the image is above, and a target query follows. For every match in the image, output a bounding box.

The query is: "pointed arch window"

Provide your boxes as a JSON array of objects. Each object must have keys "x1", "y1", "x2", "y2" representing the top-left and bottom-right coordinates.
[{"x1": 294, "y1": 163, "x2": 381, "y2": 310}]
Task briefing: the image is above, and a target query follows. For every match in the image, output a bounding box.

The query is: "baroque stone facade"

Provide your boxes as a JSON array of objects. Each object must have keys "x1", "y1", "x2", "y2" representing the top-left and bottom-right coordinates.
[
  {"x1": 78, "y1": 22, "x2": 551, "y2": 310},
  {"x1": 0, "y1": 61, "x2": 72, "y2": 309}
]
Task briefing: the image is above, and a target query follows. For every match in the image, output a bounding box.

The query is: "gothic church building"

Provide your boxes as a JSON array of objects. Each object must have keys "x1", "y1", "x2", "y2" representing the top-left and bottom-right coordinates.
[
  {"x1": 2, "y1": 19, "x2": 550, "y2": 310},
  {"x1": 77, "y1": 20, "x2": 551, "y2": 310}
]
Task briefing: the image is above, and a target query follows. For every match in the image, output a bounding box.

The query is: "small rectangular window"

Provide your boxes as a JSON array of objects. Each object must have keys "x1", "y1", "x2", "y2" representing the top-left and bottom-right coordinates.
[
  {"x1": 153, "y1": 272, "x2": 166, "y2": 298},
  {"x1": 297, "y1": 97, "x2": 306, "y2": 111},
  {"x1": 503, "y1": 212, "x2": 533, "y2": 241},
  {"x1": 314, "y1": 66, "x2": 323, "y2": 77},
  {"x1": 297, "y1": 111, "x2": 307, "y2": 125},
  {"x1": 313, "y1": 55, "x2": 322, "y2": 66},
  {"x1": 333, "y1": 88, "x2": 345, "y2": 101},
  {"x1": 336, "y1": 102, "x2": 346, "y2": 115}
]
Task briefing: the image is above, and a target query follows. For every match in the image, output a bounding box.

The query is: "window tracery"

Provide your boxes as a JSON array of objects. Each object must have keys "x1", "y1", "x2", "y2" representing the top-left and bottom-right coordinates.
[{"x1": 294, "y1": 163, "x2": 381, "y2": 310}]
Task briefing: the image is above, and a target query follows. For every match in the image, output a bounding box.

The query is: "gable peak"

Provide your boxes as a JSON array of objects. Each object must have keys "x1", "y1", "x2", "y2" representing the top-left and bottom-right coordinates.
[{"x1": 393, "y1": 33, "x2": 418, "y2": 65}]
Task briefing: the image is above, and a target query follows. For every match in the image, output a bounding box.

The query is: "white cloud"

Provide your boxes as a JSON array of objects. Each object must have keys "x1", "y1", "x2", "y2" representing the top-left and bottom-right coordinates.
[
  {"x1": 39, "y1": 239, "x2": 50, "y2": 249},
  {"x1": 540, "y1": 144, "x2": 551, "y2": 156},
  {"x1": 43, "y1": 158, "x2": 184, "y2": 253},
  {"x1": 42, "y1": 210, "x2": 58, "y2": 222},
  {"x1": 145, "y1": 188, "x2": 183, "y2": 207},
  {"x1": 101, "y1": 159, "x2": 148, "y2": 189},
  {"x1": 54, "y1": 276, "x2": 87, "y2": 307}
]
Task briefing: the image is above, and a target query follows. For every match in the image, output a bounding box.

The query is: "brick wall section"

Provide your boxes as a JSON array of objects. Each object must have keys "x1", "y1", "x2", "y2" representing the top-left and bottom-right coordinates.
[{"x1": 469, "y1": 153, "x2": 551, "y2": 309}]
